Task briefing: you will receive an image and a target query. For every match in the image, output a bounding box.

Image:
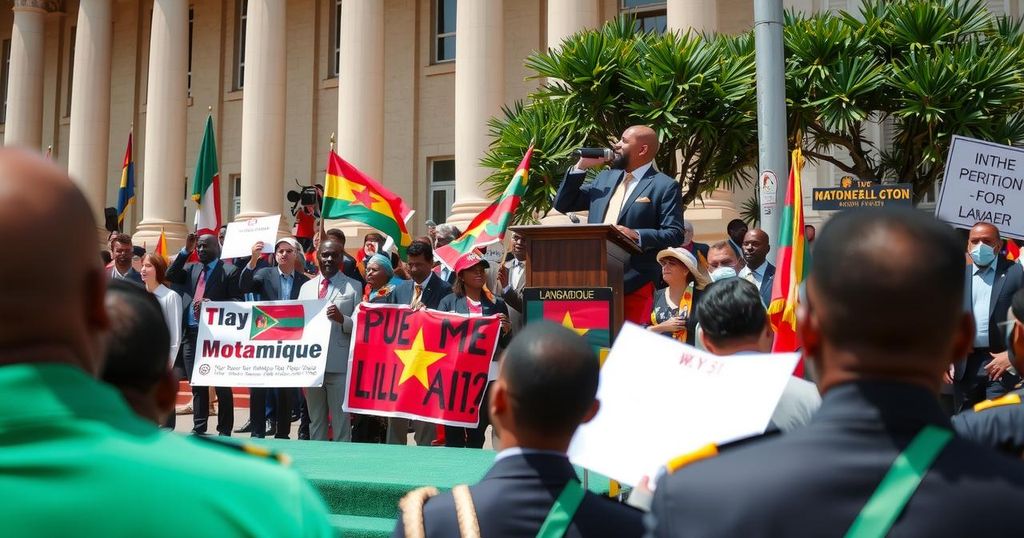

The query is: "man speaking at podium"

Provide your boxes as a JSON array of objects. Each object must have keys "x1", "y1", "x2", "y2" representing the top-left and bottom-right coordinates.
[{"x1": 554, "y1": 125, "x2": 684, "y2": 324}]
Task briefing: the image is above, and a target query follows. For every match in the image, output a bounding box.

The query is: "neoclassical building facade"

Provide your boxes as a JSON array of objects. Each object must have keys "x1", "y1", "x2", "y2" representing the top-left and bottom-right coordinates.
[{"x1": 0, "y1": 0, "x2": 1019, "y2": 249}]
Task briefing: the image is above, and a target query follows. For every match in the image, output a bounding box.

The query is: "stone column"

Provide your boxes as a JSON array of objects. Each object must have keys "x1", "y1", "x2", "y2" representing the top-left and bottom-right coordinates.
[
  {"x1": 133, "y1": 0, "x2": 189, "y2": 249},
  {"x1": 547, "y1": 0, "x2": 599, "y2": 49},
  {"x1": 667, "y1": 0, "x2": 718, "y2": 33},
  {"x1": 447, "y1": 0, "x2": 503, "y2": 230},
  {"x1": 67, "y1": 0, "x2": 113, "y2": 238},
  {"x1": 332, "y1": 0, "x2": 384, "y2": 241},
  {"x1": 237, "y1": 0, "x2": 287, "y2": 232},
  {"x1": 5, "y1": 1, "x2": 53, "y2": 149}
]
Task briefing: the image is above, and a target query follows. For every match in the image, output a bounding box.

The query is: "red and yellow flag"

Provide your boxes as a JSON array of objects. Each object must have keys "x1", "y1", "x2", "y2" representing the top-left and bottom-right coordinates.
[
  {"x1": 322, "y1": 151, "x2": 413, "y2": 257},
  {"x1": 767, "y1": 147, "x2": 809, "y2": 371},
  {"x1": 436, "y1": 145, "x2": 533, "y2": 271},
  {"x1": 155, "y1": 228, "x2": 169, "y2": 262},
  {"x1": 1007, "y1": 239, "x2": 1020, "y2": 262}
]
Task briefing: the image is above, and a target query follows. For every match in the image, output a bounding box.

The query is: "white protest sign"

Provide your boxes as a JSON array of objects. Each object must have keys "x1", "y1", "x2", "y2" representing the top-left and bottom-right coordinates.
[
  {"x1": 568, "y1": 323, "x2": 800, "y2": 487},
  {"x1": 936, "y1": 136, "x2": 1024, "y2": 240},
  {"x1": 220, "y1": 214, "x2": 282, "y2": 259},
  {"x1": 482, "y1": 241, "x2": 506, "y2": 266},
  {"x1": 193, "y1": 299, "x2": 331, "y2": 387}
]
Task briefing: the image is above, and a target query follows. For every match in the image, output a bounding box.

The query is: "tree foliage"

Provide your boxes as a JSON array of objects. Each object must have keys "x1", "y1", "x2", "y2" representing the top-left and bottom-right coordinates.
[{"x1": 482, "y1": 0, "x2": 1024, "y2": 221}]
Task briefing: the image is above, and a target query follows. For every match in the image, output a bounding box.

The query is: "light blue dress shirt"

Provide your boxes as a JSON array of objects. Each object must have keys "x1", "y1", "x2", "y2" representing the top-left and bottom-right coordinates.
[
  {"x1": 279, "y1": 270, "x2": 294, "y2": 301},
  {"x1": 972, "y1": 264, "x2": 996, "y2": 348}
]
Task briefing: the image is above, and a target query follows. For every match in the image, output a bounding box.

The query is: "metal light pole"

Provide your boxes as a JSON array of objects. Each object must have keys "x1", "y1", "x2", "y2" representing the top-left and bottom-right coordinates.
[{"x1": 753, "y1": 0, "x2": 789, "y2": 251}]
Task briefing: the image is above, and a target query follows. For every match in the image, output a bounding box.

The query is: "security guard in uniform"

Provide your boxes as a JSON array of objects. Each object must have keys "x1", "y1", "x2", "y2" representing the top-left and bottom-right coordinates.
[
  {"x1": 392, "y1": 322, "x2": 643, "y2": 537},
  {"x1": 952, "y1": 288, "x2": 1024, "y2": 456},
  {"x1": 0, "y1": 150, "x2": 334, "y2": 537},
  {"x1": 647, "y1": 209, "x2": 1024, "y2": 537}
]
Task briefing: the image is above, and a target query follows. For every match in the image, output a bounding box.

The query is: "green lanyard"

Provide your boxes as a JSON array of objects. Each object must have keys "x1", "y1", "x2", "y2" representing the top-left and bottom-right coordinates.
[
  {"x1": 536, "y1": 480, "x2": 586, "y2": 538},
  {"x1": 845, "y1": 425, "x2": 953, "y2": 538}
]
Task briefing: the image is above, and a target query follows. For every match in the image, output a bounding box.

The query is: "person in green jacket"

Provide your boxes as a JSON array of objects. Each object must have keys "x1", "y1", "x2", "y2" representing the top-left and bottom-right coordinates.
[{"x1": 0, "y1": 149, "x2": 335, "y2": 537}]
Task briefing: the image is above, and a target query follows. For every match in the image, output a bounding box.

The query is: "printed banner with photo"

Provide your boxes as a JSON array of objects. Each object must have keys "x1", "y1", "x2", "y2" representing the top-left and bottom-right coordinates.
[
  {"x1": 192, "y1": 299, "x2": 331, "y2": 387},
  {"x1": 343, "y1": 303, "x2": 502, "y2": 428}
]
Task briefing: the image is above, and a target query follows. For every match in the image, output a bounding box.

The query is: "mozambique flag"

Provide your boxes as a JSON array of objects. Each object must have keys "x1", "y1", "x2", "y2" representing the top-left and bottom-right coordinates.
[
  {"x1": 767, "y1": 147, "x2": 809, "y2": 370},
  {"x1": 436, "y1": 145, "x2": 533, "y2": 271},
  {"x1": 251, "y1": 304, "x2": 306, "y2": 341},
  {"x1": 526, "y1": 298, "x2": 611, "y2": 362},
  {"x1": 155, "y1": 228, "x2": 169, "y2": 262},
  {"x1": 322, "y1": 151, "x2": 413, "y2": 257},
  {"x1": 115, "y1": 130, "x2": 135, "y2": 229},
  {"x1": 1007, "y1": 239, "x2": 1020, "y2": 262},
  {"x1": 192, "y1": 115, "x2": 222, "y2": 237}
]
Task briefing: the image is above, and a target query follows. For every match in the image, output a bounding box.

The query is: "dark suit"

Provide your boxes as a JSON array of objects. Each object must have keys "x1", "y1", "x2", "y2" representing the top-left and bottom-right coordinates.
[
  {"x1": 952, "y1": 388, "x2": 1024, "y2": 457},
  {"x1": 436, "y1": 293, "x2": 511, "y2": 448},
  {"x1": 381, "y1": 274, "x2": 452, "y2": 445},
  {"x1": 954, "y1": 259, "x2": 1024, "y2": 411},
  {"x1": 238, "y1": 266, "x2": 309, "y2": 438},
  {"x1": 648, "y1": 382, "x2": 1024, "y2": 537},
  {"x1": 741, "y1": 262, "x2": 776, "y2": 307},
  {"x1": 166, "y1": 251, "x2": 242, "y2": 435},
  {"x1": 393, "y1": 453, "x2": 643, "y2": 538},
  {"x1": 554, "y1": 166, "x2": 684, "y2": 294},
  {"x1": 684, "y1": 241, "x2": 709, "y2": 263},
  {"x1": 109, "y1": 266, "x2": 143, "y2": 285}
]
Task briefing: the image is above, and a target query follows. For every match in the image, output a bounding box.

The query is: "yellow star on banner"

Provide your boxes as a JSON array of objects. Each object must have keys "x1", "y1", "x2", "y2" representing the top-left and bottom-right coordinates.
[
  {"x1": 394, "y1": 329, "x2": 447, "y2": 389},
  {"x1": 561, "y1": 311, "x2": 589, "y2": 336}
]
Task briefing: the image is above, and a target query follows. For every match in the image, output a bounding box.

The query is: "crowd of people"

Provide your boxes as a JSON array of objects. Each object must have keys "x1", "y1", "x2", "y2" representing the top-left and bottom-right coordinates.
[{"x1": 7, "y1": 120, "x2": 1024, "y2": 538}]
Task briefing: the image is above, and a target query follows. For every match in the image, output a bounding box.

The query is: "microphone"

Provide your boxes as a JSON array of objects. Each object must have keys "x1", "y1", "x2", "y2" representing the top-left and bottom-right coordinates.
[{"x1": 572, "y1": 148, "x2": 614, "y2": 161}]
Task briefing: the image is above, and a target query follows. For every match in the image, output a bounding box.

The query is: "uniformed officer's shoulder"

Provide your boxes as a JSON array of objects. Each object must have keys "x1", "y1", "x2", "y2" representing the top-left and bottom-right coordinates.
[
  {"x1": 663, "y1": 431, "x2": 778, "y2": 476},
  {"x1": 187, "y1": 435, "x2": 293, "y2": 467},
  {"x1": 972, "y1": 392, "x2": 1022, "y2": 413}
]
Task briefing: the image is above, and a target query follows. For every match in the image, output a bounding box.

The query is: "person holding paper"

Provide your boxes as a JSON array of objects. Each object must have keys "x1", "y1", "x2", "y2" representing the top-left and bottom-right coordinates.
[
  {"x1": 393, "y1": 322, "x2": 642, "y2": 537},
  {"x1": 647, "y1": 209, "x2": 1024, "y2": 537},
  {"x1": 695, "y1": 278, "x2": 820, "y2": 432},
  {"x1": 647, "y1": 247, "x2": 710, "y2": 346}
]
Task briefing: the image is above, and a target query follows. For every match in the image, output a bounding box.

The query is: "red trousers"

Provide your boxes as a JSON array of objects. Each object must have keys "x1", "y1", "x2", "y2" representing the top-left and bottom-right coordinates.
[{"x1": 624, "y1": 282, "x2": 655, "y2": 326}]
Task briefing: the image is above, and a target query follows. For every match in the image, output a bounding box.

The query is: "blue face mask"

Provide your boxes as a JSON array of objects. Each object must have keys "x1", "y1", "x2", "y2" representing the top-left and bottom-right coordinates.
[
  {"x1": 710, "y1": 266, "x2": 738, "y2": 282},
  {"x1": 970, "y1": 243, "x2": 996, "y2": 267}
]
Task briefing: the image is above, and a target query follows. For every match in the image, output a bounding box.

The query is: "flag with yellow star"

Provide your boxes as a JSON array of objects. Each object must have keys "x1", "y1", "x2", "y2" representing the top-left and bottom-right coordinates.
[
  {"x1": 343, "y1": 303, "x2": 503, "y2": 427},
  {"x1": 322, "y1": 150, "x2": 414, "y2": 257},
  {"x1": 524, "y1": 288, "x2": 612, "y2": 362}
]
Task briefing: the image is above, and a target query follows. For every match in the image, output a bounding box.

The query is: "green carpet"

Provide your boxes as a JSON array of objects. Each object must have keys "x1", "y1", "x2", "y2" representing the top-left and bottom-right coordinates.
[{"x1": 253, "y1": 440, "x2": 615, "y2": 537}]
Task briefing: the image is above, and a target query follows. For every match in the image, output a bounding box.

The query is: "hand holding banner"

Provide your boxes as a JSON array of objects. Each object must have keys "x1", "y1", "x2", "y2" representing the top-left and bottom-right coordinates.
[{"x1": 344, "y1": 303, "x2": 502, "y2": 427}]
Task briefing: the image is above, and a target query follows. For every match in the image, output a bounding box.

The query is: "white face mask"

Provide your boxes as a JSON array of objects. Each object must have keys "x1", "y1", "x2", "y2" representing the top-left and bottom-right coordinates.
[{"x1": 710, "y1": 266, "x2": 738, "y2": 282}]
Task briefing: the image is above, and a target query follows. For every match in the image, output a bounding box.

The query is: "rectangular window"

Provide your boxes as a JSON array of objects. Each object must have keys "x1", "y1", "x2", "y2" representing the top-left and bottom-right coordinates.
[
  {"x1": 66, "y1": 27, "x2": 76, "y2": 117},
  {"x1": 429, "y1": 159, "x2": 456, "y2": 225},
  {"x1": 620, "y1": 1, "x2": 667, "y2": 34},
  {"x1": 0, "y1": 39, "x2": 10, "y2": 124},
  {"x1": 433, "y1": 0, "x2": 456, "y2": 63},
  {"x1": 231, "y1": 175, "x2": 242, "y2": 218},
  {"x1": 188, "y1": 7, "x2": 194, "y2": 97},
  {"x1": 329, "y1": 0, "x2": 343, "y2": 78},
  {"x1": 234, "y1": 0, "x2": 247, "y2": 90}
]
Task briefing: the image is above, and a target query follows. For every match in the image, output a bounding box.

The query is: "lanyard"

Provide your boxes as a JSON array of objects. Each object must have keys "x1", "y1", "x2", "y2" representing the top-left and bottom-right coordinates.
[
  {"x1": 845, "y1": 425, "x2": 953, "y2": 538},
  {"x1": 536, "y1": 480, "x2": 586, "y2": 538}
]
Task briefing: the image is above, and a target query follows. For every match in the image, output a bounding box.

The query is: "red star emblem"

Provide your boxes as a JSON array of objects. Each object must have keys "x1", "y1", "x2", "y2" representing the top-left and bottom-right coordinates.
[{"x1": 351, "y1": 186, "x2": 376, "y2": 208}]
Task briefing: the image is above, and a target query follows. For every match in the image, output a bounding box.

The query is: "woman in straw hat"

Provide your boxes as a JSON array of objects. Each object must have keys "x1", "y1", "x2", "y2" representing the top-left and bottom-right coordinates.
[{"x1": 647, "y1": 247, "x2": 711, "y2": 346}]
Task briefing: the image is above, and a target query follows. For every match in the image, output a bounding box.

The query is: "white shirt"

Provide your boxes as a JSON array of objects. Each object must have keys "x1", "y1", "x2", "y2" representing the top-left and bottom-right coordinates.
[
  {"x1": 152, "y1": 284, "x2": 183, "y2": 367},
  {"x1": 738, "y1": 263, "x2": 766, "y2": 290},
  {"x1": 506, "y1": 258, "x2": 526, "y2": 291},
  {"x1": 111, "y1": 266, "x2": 132, "y2": 280}
]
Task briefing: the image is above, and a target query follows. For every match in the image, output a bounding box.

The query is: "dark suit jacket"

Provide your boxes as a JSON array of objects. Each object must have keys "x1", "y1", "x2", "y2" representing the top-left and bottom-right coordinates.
[
  {"x1": 956, "y1": 259, "x2": 1024, "y2": 379},
  {"x1": 648, "y1": 382, "x2": 1024, "y2": 537},
  {"x1": 109, "y1": 267, "x2": 143, "y2": 285},
  {"x1": 436, "y1": 294, "x2": 512, "y2": 351},
  {"x1": 239, "y1": 266, "x2": 309, "y2": 301},
  {"x1": 166, "y1": 254, "x2": 243, "y2": 325},
  {"x1": 383, "y1": 274, "x2": 452, "y2": 310},
  {"x1": 759, "y1": 262, "x2": 776, "y2": 307},
  {"x1": 393, "y1": 453, "x2": 643, "y2": 538},
  {"x1": 554, "y1": 167, "x2": 684, "y2": 293}
]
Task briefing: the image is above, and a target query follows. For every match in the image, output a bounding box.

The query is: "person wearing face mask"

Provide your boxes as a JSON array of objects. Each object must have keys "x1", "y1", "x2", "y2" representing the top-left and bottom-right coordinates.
[
  {"x1": 949, "y1": 222, "x2": 1024, "y2": 412},
  {"x1": 952, "y1": 288, "x2": 1024, "y2": 456},
  {"x1": 706, "y1": 240, "x2": 745, "y2": 282}
]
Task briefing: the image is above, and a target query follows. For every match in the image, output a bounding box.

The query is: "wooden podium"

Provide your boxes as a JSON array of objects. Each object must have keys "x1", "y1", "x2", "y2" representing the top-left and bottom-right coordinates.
[{"x1": 509, "y1": 224, "x2": 641, "y2": 338}]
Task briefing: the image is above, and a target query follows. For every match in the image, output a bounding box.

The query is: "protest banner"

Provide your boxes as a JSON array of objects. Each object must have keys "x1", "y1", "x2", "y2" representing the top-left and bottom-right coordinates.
[
  {"x1": 192, "y1": 299, "x2": 331, "y2": 387},
  {"x1": 812, "y1": 178, "x2": 913, "y2": 210},
  {"x1": 343, "y1": 303, "x2": 502, "y2": 427},
  {"x1": 568, "y1": 323, "x2": 799, "y2": 487},
  {"x1": 936, "y1": 135, "x2": 1024, "y2": 239},
  {"x1": 219, "y1": 214, "x2": 281, "y2": 259},
  {"x1": 523, "y1": 287, "x2": 613, "y2": 364}
]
